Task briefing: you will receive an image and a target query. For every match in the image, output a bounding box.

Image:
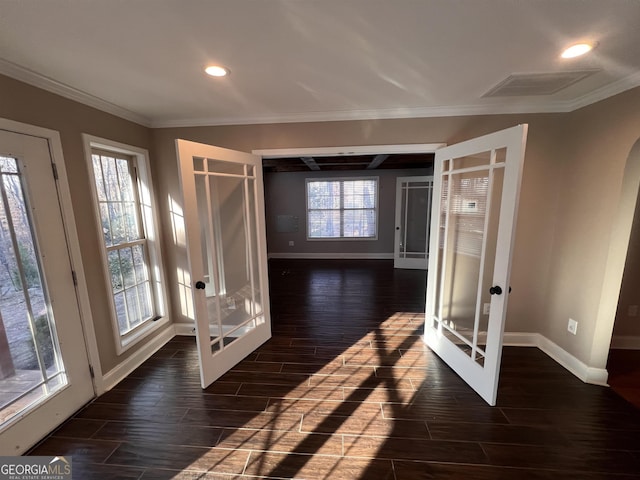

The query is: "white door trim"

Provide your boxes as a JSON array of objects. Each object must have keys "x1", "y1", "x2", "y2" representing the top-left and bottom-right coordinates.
[
  {"x1": 0, "y1": 118, "x2": 102, "y2": 393},
  {"x1": 253, "y1": 143, "x2": 445, "y2": 159}
]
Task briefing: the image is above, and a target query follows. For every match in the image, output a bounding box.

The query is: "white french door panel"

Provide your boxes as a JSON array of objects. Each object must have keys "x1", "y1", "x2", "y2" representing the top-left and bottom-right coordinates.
[
  {"x1": 176, "y1": 140, "x2": 271, "y2": 389},
  {"x1": 0, "y1": 128, "x2": 94, "y2": 454},
  {"x1": 394, "y1": 176, "x2": 433, "y2": 270},
  {"x1": 424, "y1": 125, "x2": 527, "y2": 406}
]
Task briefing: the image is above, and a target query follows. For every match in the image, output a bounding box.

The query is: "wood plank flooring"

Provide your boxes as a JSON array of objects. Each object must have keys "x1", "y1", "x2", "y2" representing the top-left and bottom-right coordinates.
[
  {"x1": 608, "y1": 349, "x2": 640, "y2": 409},
  {"x1": 29, "y1": 259, "x2": 640, "y2": 479}
]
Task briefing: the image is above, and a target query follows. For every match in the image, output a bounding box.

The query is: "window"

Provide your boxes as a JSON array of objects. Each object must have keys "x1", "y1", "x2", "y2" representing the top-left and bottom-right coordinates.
[
  {"x1": 84, "y1": 135, "x2": 167, "y2": 353},
  {"x1": 306, "y1": 178, "x2": 378, "y2": 239}
]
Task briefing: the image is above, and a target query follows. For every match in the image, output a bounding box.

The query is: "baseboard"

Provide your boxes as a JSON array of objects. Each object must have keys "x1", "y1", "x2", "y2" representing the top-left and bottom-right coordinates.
[
  {"x1": 174, "y1": 322, "x2": 196, "y2": 336},
  {"x1": 268, "y1": 252, "x2": 394, "y2": 260},
  {"x1": 535, "y1": 334, "x2": 609, "y2": 386},
  {"x1": 474, "y1": 331, "x2": 608, "y2": 385},
  {"x1": 610, "y1": 335, "x2": 640, "y2": 350},
  {"x1": 101, "y1": 325, "x2": 176, "y2": 392},
  {"x1": 500, "y1": 332, "x2": 539, "y2": 347}
]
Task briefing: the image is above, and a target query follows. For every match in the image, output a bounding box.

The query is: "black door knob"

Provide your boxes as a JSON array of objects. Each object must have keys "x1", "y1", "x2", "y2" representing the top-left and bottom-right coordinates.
[
  {"x1": 489, "y1": 285, "x2": 502, "y2": 295},
  {"x1": 195, "y1": 281, "x2": 206, "y2": 290}
]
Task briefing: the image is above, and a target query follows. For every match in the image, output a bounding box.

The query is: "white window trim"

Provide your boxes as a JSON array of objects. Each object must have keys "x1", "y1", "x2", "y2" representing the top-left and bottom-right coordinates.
[
  {"x1": 306, "y1": 176, "x2": 380, "y2": 241},
  {"x1": 82, "y1": 134, "x2": 169, "y2": 354}
]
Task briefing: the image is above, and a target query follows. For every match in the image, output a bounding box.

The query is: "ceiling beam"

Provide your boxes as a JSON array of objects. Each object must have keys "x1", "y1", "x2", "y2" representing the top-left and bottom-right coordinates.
[
  {"x1": 301, "y1": 156, "x2": 320, "y2": 171},
  {"x1": 367, "y1": 154, "x2": 389, "y2": 169}
]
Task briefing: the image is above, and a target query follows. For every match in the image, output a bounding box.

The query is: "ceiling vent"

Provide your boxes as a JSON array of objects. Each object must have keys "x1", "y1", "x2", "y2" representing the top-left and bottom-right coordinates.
[{"x1": 482, "y1": 70, "x2": 599, "y2": 97}]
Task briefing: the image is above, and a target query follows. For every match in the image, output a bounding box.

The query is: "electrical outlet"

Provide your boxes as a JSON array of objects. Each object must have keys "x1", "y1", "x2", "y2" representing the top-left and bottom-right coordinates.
[
  {"x1": 483, "y1": 303, "x2": 490, "y2": 315},
  {"x1": 628, "y1": 305, "x2": 639, "y2": 317},
  {"x1": 567, "y1": 318, "x2": 578, "y2": 335},
  {"x1": 288, "y1": 240, "x2": 294, "y2": 246}
]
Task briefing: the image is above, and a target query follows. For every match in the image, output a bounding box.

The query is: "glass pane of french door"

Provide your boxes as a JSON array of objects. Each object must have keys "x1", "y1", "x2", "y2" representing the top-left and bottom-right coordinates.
[
  {"x1": 0, "y1": 126, "x2": 93, "y2": 454},
  {"x1": 394, "y1": 176, "x2": 433, "y2": 269},
  {"x1": 177, "y1": 140, "x2": 271, "y2": 389},
  {"x1": 425, "y1": 125, "x2": 527, "y2": 406},
  {"x1": 0, "y1": 155, "x2": 66, "y2": 424}
]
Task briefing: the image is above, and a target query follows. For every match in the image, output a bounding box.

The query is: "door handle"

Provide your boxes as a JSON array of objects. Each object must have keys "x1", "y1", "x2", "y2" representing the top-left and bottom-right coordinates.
[
  {"x1": 195, "y1": 281, "x2": 206, "y2": 290},
  {"x1": 489, "y1": 286, "x2": 502, "y2": 295}
]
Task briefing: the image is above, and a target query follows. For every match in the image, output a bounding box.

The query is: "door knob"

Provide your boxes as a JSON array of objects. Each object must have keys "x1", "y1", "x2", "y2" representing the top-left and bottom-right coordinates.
[
  {"x1": 489, "y1": 286, "x2": 502, "y2": 295},
  {"x1": 396, "y1": 227, "x2": 400, "y2": 230},
  {"x1": 195, "y1": 281, "x2": 206, "y2": 290}
]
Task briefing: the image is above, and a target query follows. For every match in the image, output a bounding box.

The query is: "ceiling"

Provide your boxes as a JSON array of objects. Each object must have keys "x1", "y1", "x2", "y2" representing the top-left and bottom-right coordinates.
[{"x1": 1, "y1": 1, "x2": 639, "y2": 128}]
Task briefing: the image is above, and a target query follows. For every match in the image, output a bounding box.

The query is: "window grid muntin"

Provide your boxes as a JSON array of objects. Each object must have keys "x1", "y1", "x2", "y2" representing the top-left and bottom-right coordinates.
[{"x1": 92, "y1": 150, "x2": 156, "y2": 336}]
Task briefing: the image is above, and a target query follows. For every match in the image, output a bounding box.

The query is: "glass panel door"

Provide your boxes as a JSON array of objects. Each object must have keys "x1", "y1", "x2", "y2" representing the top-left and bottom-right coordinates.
[
  {"x1": 177, "y1": 140, "x2": 271, "y2": 388},
  {"x1": 424, "y1": 125, "x2": 527, "y2": 406},
  {"x1": 0, "y1": 127, "x2": 94, "y2": 454},
  {"x1": 394, "y1": 176, "x2": 433, "y2": 269}
]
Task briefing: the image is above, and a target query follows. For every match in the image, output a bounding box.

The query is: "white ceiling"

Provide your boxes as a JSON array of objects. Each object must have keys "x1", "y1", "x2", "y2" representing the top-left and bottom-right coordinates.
[{"x1": 1, "y1": 0, "x2": 639, "y2": 127}]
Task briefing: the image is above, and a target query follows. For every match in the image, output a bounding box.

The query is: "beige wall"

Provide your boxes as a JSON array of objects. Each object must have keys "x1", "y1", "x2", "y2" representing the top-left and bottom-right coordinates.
[
  {"x1": 0, "y1": 74, "x2": 173, "y2": 373},
  {"x1": 152, "y1": 92, "x2": 640, "y2": 369},
  {"x1": 153, "y1": 113, "x2": 565, "y2": 334},
  {"x1": 544, "y1": 88, "x2": 640, "y2": 368},
  {"x1": 264, "y1": 169, "x2": 430, "y2": 255},
  {"x1": 4, "y1": 70, "x2": 639, "y2": 379}
]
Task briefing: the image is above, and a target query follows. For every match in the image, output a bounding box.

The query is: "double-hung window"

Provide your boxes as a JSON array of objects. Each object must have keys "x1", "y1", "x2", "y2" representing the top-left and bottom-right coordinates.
[
  {"x1": 306, "y1": 177, "x2": 378, "y2": 239},
  {"x1": 84, "y1": 135, "x2": 166, "y2": 352}
]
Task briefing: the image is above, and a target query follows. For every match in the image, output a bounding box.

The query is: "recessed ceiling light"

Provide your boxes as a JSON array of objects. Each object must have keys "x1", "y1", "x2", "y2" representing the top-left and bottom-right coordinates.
[
  {"x1": 561, "y1": 43, "x2": 595, "y2": 59},
  {"x1": 205, "y1": 65, "x2": 229, "y2": 77}
]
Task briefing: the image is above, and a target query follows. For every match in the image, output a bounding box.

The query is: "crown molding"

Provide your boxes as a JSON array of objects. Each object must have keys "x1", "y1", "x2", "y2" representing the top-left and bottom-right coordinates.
[
  {"x1": 2, "y1": 56, "x2": 638, "y2": 130},
  {"x1": 150, "y1": 101, "x2": 575, "y2": 128},
  {"x1": 0, "y1": 58, "x2": 151, "y2": 127},
  {"x1": 564, "y1": 71, "x2": 640, "y2": 111}
]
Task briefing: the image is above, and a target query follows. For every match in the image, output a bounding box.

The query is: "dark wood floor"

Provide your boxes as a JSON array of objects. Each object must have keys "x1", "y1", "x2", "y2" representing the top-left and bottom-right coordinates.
[
  {"x1": 30, "y1": 259, "x2": 640, "y2": 479},
  {"x1": 608, "y1": 349, "x2": 640, "y2": 409}
]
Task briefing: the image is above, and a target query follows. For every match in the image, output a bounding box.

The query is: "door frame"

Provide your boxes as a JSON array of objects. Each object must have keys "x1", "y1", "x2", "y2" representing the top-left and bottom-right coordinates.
[
  {"x1": 253, "y1": 143, "x2": 445, "y2": 160},
  {"x1": 0, "y1": 118, "x2": 102, "y2": 393},
  {"x1": 600, "y1": 138, "x2": 640, "y2": 364}
]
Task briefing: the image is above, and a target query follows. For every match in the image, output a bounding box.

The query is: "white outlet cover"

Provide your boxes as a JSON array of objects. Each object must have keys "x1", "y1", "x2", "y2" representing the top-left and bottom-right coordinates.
[
  {"x1": 568, "y1": 318, "x2": 578, "y2": 335},
  {"x1": 483, "y1": 303, "x2": 490, "y2": 315}
]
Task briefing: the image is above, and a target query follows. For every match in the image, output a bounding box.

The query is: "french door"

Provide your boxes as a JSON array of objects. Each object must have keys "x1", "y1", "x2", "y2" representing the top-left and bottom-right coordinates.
[
  {"x1": 424, "y1": 125, "x2": 528, "y2": 406},
  {"x1": 176, "y1": 140, "x2": 271, "y2": 389},
  {"x1": 394, "y1": 176, "x2": 433, "y2": 269},
  {"x1": 0, "y1": 126, "x2": 94, "y2": 453}
]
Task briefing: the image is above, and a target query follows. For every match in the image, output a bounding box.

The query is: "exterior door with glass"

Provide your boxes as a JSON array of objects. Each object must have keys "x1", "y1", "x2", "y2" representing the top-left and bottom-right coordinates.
[
  {"x1": 0, "y1": 126, "x2": 94, "y2": 454},
  {"x1": 424, "y1": 125, "x2": 527, "y2": 406},
  {"x1": 176, "y1": 140, "x2": 271, "y2": 389},
  {"x1": 394, "y1": 176, "x2": 433, "y2": 269}
]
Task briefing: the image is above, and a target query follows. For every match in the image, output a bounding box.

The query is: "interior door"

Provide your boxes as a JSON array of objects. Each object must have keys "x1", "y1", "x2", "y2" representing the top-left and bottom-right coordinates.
[
  {"x1": 394, "y1": 176, "x2": 433, "y2": 269},
  {"x1": 176, "y1": 140, "x2": 271, "y2": 388},
  {"x1": 0, "y1": 128, "x2": 94, "y2": 453},
  {"x1": 424, "y1": 125, "x2": 527, "y2": 406}
]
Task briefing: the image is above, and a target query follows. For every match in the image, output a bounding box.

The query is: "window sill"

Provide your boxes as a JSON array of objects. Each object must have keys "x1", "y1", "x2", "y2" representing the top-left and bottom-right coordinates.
[{"x1": 116, "y1": 315, "x2": 171, "y2": 355}]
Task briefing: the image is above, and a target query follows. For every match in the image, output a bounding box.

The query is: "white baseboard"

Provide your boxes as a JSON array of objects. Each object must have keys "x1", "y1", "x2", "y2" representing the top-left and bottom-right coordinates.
[
  {"x1": 101, "y1": 325, "x2": 176, "y2": 392},
  {"x1": 268, "y1": 252, "x2": 394, "y2": 260},
  {"x1": 535, "y1": 334, "x2": 609, "y2": 386},
  {"x1": 477, "y1": 331, "x2": 608, "y2": 386},
  {"x1": 174, "y1": 322, "x2": 197, "y2": 336},
  {"x1": 500, "y1": 332, "x2": 539, "y2": 347},
  {"x1": 610, "y1": 335, "x2": 640, "y2": 350}
]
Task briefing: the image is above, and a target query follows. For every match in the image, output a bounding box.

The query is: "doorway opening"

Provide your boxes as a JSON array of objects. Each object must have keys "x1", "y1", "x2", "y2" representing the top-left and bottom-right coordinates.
[{"x1": 607, "y1": 136, "x2": 640, "y2": 408}]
